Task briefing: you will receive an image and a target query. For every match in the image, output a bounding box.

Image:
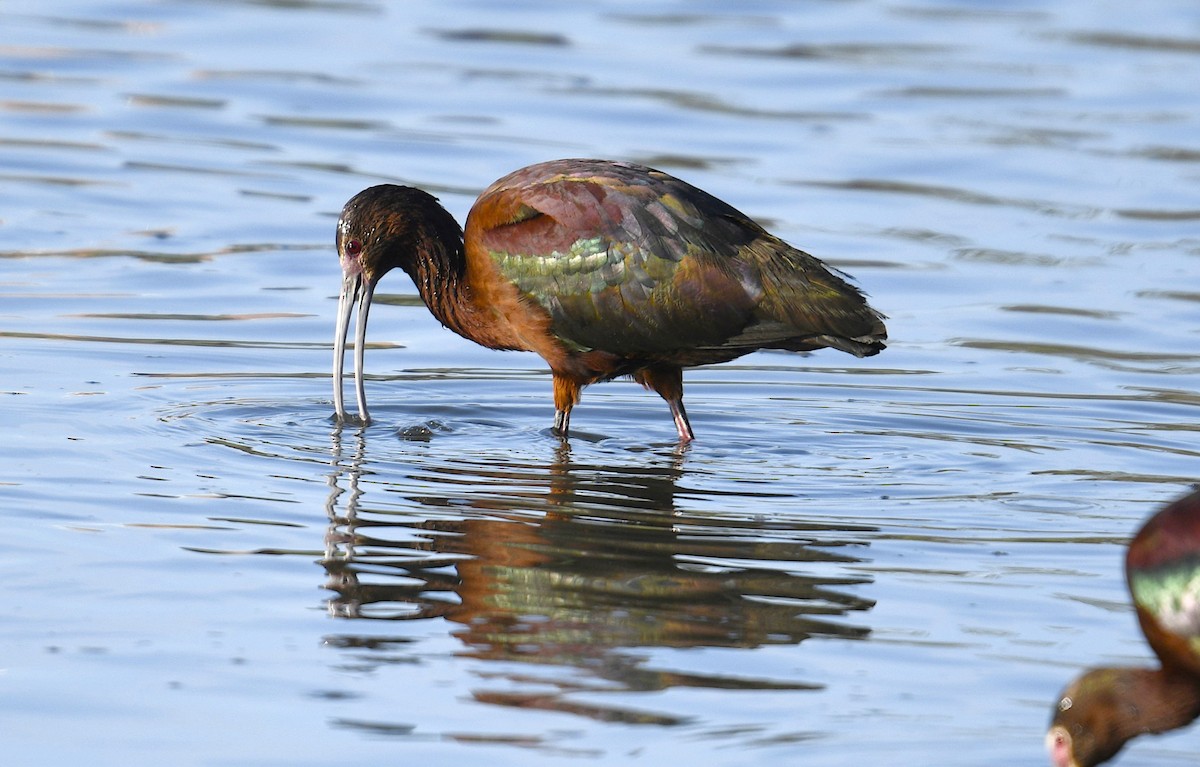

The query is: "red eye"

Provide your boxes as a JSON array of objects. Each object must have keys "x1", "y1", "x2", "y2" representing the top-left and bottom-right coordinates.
[{"x1": 345, "y1": 239, "x2": 362, "y2": 256}]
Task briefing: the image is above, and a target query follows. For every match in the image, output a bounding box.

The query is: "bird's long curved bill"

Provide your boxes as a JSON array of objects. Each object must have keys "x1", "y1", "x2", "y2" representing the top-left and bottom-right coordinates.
[{"x1": 333, "y1": 270, "x2": 374, "y2": 425}]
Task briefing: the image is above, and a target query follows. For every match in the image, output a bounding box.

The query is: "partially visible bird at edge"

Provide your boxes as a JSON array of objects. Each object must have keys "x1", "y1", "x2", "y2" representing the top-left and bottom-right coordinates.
[
  {"x1": 1048, "y1": 487, "x2": 1200, "y2": 767},
  {"x1": 332, "y1": 158, "x2": 887, "y2": 441}
]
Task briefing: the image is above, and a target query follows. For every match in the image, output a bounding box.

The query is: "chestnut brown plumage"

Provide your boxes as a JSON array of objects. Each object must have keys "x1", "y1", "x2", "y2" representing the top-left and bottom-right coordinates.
[
  {"x1": 333, "y1": 159, "x2": 886, "y2": 440},
  {"x1": 1048, "y1": 488, "x2": 1200, "y2": 767}
]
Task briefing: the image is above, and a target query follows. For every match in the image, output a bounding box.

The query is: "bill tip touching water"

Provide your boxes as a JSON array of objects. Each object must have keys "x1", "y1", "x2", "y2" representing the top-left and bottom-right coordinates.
[
  {"x1": 332, "y1": 158, "x2": 886, "y2": 440},
  {"x1": 1047, "y1": 487, "x2": 1200, "y2": 767}
]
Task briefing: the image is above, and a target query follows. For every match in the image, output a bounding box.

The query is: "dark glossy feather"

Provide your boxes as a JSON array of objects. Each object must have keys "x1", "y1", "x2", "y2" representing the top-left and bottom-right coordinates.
[
  {"x1": 470, "y1": 159, "x2": 885, "y2": 364},
  {"x1": 1128, "y1": 489, "x2": 1200, "y2": 676}
]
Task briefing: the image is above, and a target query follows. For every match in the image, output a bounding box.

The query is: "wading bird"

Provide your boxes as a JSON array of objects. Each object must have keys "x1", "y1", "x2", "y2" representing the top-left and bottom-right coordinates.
[
  {"x1": 333, "y1": 159, "x2": 886, "y2": 440},
  {"x1": 1048, "y1": 488, "x2": 1200, "y2": 767}
]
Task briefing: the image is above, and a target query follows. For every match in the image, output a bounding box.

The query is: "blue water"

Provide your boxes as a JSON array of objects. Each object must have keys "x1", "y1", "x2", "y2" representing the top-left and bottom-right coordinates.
[{"x1": 1, "y1": 1, "x2": 1198, "y2": 765}]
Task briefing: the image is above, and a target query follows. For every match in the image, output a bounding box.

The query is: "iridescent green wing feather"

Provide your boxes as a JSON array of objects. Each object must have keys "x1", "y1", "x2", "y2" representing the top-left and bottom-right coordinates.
[
  {"x1": 476, "y1": 160, "x2": 758, "y2": 356},
  {"x1": 1129, "y1": 562, "x2": 1200, "y2": 639},
  {"x1": 1127, "y1": 489, "x2": 1200, "y2": 673},
  {"x1": 475, "y1": 159, "x2": 882, "y2": 358}
]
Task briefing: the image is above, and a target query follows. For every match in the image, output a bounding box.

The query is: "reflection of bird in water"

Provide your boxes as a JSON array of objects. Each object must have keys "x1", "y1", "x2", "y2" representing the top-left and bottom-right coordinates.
[
  {"x1": 332, "y1": 158, "x2": 886, "y2": 441},
  {"x1": 322, "y1": 431, "x2": 876, "y2": 724},
  {"x1": 1048, "y1": 488, "x2": 1200, "y2": 767}
]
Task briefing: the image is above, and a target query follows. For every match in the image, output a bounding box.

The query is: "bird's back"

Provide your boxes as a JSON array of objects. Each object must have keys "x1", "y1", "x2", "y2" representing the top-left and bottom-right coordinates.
[
  {"x1": 1127, "y1": 489, "x2": 1200, "y2": 677},
  {"x1": 464, "y1": 159, "x2": 886, "y2": 370}
]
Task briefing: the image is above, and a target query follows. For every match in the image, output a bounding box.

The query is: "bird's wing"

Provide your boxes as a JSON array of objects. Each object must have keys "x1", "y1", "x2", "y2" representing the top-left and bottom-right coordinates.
[{"x1": 469, "y1": 160, "x2": 871, "y2": 357}]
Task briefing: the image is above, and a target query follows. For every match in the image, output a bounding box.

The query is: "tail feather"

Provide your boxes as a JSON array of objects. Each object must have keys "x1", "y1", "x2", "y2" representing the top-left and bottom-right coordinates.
[{"x1": 810, "y1": 333, "x2": 887, "y2": 358}]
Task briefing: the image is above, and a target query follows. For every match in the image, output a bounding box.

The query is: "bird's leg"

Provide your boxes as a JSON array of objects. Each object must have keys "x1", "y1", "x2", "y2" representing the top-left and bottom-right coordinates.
[
  {"x1": 551, "y1": 373, "x2": 581, "y2": 438},
  {"x1": 633, "y1": 366, "x2": 694, "y2": 442}
]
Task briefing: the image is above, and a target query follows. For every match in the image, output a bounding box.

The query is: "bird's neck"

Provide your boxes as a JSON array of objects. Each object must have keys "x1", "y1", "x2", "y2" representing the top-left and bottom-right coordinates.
[
  {"x1": 1108, "y1": 667, "x2": 1200, "y2": 741},
  {"x1": 403, "y1": 229, "x2": 537, "y2": 353},
  {"x1": 401, "y1": 230, "x2": 479, "y2": 337}
]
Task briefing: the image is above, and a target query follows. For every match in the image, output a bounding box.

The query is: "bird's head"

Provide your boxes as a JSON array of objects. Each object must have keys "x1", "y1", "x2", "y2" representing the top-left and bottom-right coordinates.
[
  {"x1": 332, "y1": 184, "x2": 462, "y2": 424},
  {"x1": 1047, "y1": 668, "x2": 1141, "y2": 767}
]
